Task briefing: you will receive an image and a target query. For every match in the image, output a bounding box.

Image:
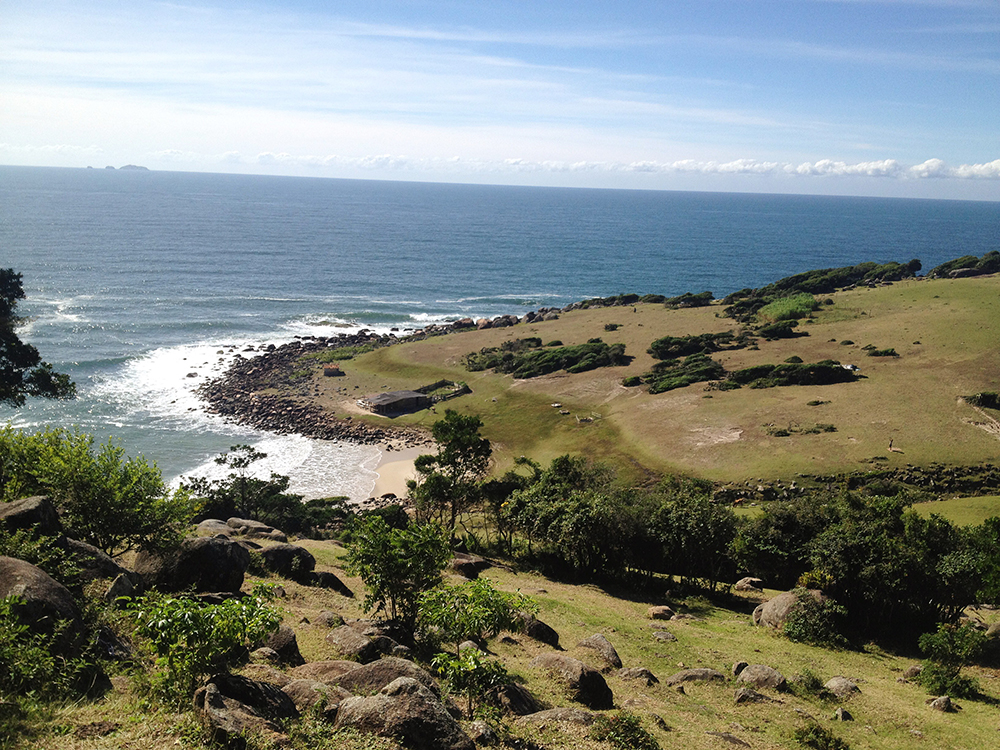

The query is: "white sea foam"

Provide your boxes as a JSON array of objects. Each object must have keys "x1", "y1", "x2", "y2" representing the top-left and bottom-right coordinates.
[
  {"x1": 93, "y1": 335, "x2": 384, "y2": 502},
  {"x1": 170, "y1": 434, "x2": 381, "y2": 502}
]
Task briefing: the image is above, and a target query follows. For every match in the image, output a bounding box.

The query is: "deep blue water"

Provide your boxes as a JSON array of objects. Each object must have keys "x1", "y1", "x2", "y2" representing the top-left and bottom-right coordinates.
[{"x1": 2, "y1": 165, "x2": 998, "y2": 498}]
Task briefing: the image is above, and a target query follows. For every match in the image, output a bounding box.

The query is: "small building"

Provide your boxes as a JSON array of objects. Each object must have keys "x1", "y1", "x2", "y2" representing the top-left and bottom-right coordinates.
[
  {"x1": 323, "y1": 364, "x2": 344, "y2": 377},
  {"x1": 358, "y1": 390, "x2": 432, "y2": 415}
]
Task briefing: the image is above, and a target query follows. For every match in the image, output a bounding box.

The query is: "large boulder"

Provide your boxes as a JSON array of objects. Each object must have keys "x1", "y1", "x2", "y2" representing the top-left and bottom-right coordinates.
[
  {"x1": 530, "y1": 653, "x2": 614, "y2": 710},
  {"x1": 0, "y1": 556, "x2": 81, "y2": 635},
  {"x1": 325, "y1": 625, "x2": 381, "y2": 663},
  {"x1": 519, "y1": 613, "x2": 560, "y2": 648},
  {"x1": 193, "y1": 673, "x2": 298, "y2": 747},
  {"x1": 449, "y1": 553, "x2": 490, "y2": 579},
  {"x1": 259, "y1": 544, "x2": 315, "y2": 582},
  {"x1": 486, "y1": 682, "x2": 546, "y2": 716},
  {"x1": 288, "y1": 660, "x2": 360, "y2": 684},
  {"x1": 332, "y1": 656, "x2": 438, "y2": 695},
  {"x1": 0, "y1": 496, "x2": 62, "y2": 536},
  {"x1": 735, "y1": 664, "x2": 786, "y2": 691},
  {"x1": 263, "y1": 623, "x2": 304, "y2": 666},
  {"x1": 59, "y1": 537, "x2": 133, "y2": 584},
  {"x1": 824, "y1": 676, "x2": 860, "y2": 699},
  {"x1": 310, "y1": 571, "x2": 353, "y2": 597},
  {"x1": 133, "y1": 537, "x2": 250, "y2": 593},
  {"x1": 753, "y1": 589, "x2": 825, "y2": 629},
  {"x1": 577, "y1": 634, "x2": 623, "y2": 671},
  {"x1": 282, "y1": 679, "x2": 352, "y2": 716},
  {"x1": 334, "y1": 677, "x2": 474, "y2": 750}
]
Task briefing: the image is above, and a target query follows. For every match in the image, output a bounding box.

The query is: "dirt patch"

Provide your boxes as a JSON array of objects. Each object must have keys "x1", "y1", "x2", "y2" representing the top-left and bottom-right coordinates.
[{"x1": 689, "y1": 426, "x2": 743, "y2": 448}]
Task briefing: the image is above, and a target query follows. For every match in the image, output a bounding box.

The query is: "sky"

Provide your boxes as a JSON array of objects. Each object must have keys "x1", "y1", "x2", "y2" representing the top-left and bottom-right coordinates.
[{"x1": 2, "y1": 0, "x2": 999, "y2": 199}]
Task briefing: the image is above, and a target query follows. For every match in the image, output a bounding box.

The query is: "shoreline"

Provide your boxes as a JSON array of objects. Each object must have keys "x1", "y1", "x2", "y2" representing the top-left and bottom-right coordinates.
[{"x1": 370, "y1": 445, "x2": 426, "y2": 499}]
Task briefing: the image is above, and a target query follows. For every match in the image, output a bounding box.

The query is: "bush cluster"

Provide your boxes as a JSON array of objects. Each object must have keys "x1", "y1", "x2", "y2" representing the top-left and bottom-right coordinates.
[{"x1": 463, "y1": 340, "x2": 630, "y2": 379}]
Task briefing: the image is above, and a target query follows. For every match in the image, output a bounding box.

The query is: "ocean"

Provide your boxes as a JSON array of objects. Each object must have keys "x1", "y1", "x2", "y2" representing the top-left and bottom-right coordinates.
[{"x1": 2, "y1": 165, "x2": 998, "y2": 500}]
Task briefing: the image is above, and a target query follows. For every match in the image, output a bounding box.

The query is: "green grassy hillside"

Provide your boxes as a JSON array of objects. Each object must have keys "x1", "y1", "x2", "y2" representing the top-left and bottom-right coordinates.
[{"x1": 290, "y1": 275, "x2": 1000, "y2": 483}]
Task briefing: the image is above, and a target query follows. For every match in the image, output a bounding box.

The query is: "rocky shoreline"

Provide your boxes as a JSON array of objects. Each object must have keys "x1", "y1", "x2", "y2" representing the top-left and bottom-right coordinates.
[{"x1": 197, "y1": 331, "x2": 429, "y2": 450}]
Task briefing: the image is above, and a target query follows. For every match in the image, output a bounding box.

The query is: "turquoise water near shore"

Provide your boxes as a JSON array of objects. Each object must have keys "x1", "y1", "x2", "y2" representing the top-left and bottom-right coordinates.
[{"x1": 2, "y1": 165, "x2": 998, "y2": 499}]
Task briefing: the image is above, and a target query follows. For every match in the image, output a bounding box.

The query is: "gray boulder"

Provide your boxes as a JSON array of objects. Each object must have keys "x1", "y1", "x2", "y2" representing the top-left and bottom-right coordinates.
[
  {"x1": 449, "y1": 553, "x2": 490, "y2": 579},
  {"x1": 334, "y1": 677, "x2": 473, "y2": 750},
  {"x1": 259, "y1": 544, "x2": 315, "y2": 582},
  {"x1": 619, "y1": 667, "x2": 659, "y2": 686},
  {"x1": 824, "y1": 676, "x2": 860, "y2": 699},
  {"x1": 332, "y1": 656, "x2": 439, "y2": 696},
  {"x1": 263, "y1": 623, "x2": 304, "y2": 666},
  {"x1": 310, "y1": 571, "x2": 354, "y2": 597},
  {"x1": 0, "y1": 496, "x2": 62, "y2": 536},
  {"x1": 133, "y1": 536, "x2": 250, "y2": 593},
  {"x1": 577, "y1": 633, "x2": 623, "y2": 671},
  {"x1": 647, "y1": 605, "x2": 675, "y2": 620},
  {"x1": 752, "y1": 589, "x2": 826, "y2": 629},
  {"x1": 0, "y1": 556, "x2": 81, "y2": 635},
  {"x1": 288, "y1": 660, "x2": 360, "y2": 684},
  {"x1": 193, "y1": 674, "x2": 298, "y2": 747},
  {"x1": 734, "y1": 577, "x2": 764, "y2": 592},
  {"x1": 530, "y1": 653, "x2": 614, "y2": 709},
  {"x1": 519, "y1": 612, "x2": 560, "y2": 647},
  {"x1": 60, "y1": 537, "x2": 132, "y2": 584},
  {"x1": 196, "y1": 519, "x2": 232, "y2": 536},
  {"x1": 282, "y1": 679, "x2": 352, "y2": 716},
  {"x1": 735, "y1": 664, "x2": 787, "y2": 691},
  {"x1": 486, "y1": 682, "x2": 546, "y2": 716},
  {"x1": 226, "y1": 517, "x2": 275, "y2": 534},
  {"x1": 664, "y1": 668, "x2": 726, "y2": 686},
  {"x1": 325, "y1": 625, "x2": 380, "y2": 663}
]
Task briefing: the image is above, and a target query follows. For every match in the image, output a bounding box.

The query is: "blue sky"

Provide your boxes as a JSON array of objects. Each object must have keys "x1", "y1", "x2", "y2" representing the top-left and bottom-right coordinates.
[{"x1": 2, "y1": 0, "x2": 998, "y2": 198}]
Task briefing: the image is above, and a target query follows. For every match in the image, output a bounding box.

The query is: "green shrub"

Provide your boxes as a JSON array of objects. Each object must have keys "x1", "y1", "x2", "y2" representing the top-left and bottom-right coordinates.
[
  {"x1": 129, "y1": 583, "x2": 281, "y2": 706},
  {"x1": 647, "y1": 331, "x2": 733, "y2": 360},
  {"x1": 345, "y1": 517, "x2": 450, "y2": 630},
  {"x1": 793, "y1": 722, "x2": 850, "y2": 750},
  {"x1": 644, "y1": 353, "x2": 725, "y2": 394},
  {"x1": 545, "y1": 340, "x2": 562, "y2": 347},
  {"x1": 785, "y1": 355, "x2": 803, "y2": 363},
  {"x1": 0, "y1": 527, "x2": 81, "y2": 588},
  {"x1": 782, "y1": 589, "x2": 849, "y2": 649},
  {"x1": 604, "y1": 323, "x2": 620, "y2": 332},
  {"x1": 758, "y1": 320, "x2": 800, "y2": 339},
  {"x1": 867, "y1": 348, "x2": 898, "y2": 357},
  {"x1": 419, "y1": 578, "x2": 535, "y2": 652},
  {"x1": 590, "y1": 711, "x2": 660, "y2": 750},
  {"x1": 432, "y1": 649, "x2": 509, "y2": 720},
  {"x1": 758, "y1": 293, "x2": 820, "y2": 323},
  {"x1": 622, "y1": 376, "x2": 642, "y2": 387},
  {"x1": 916, "y1": 622, "x2": 986, "y2": 698},
  {"x1": 464, "y1": 341, "x2": 630, "y2": 379}
]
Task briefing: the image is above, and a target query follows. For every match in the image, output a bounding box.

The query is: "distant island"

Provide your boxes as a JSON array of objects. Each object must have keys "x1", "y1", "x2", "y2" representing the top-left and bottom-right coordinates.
[{"x1": 86, "y1": 164, "x2": 150, "y2": 170}]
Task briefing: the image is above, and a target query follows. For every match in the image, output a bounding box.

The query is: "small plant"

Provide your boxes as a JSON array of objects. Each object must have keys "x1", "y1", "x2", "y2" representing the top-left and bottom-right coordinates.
[
  {"x1": 129, "y1": 583, "x2": 281, "y2": 706},
  {"x1": 782, "y1": 588, "x2": 848, "y2": 649},
  {"x1": 432, "y1": 649, "x2": 510, "y2": 720},
  {"x1": 917, "y1": 622, "x2": 986, "y2": 698},
  {"x1": 867, "y1": 348, "x2": 898, "y2": 357},
  {"x1": 419, "y1": 578, "x2": 536, "y2": 653},
  {"x1": 839, "y1": 340, "x2": 854, "y2": 345},
  {"x1": 622, "y1": 376, "x2": 641, "y2": 387},
  {"x1": 793, "y1": 722, "x2": 850, "y2": 750},
  {"x1": 590, "y1": 711, "x2": 660, "y2": 750},
  {"x1": 966, "y1": 392, "x2": 1000, "y2": 410},
  {"x1": 785, "y1": 355, "x2": 803, "y2": 363},
  {"x1": 604, "y1": 323, "x2": 620, "y2": 332}
]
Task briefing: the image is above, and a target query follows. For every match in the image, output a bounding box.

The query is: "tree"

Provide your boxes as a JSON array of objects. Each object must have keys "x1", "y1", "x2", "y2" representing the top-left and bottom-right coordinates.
[
  {"x1": 344, "y1": 516, "x2": 450, "y2": 631},
  {"x1": 0, "y1": 269, "x2": 75, "y2": 406},
  {"x1": 0, "y1": 425, "x2": 192, "y2": 556},
  {"x1": 418, "y1": 578, "x2": 535, "y2": 653},
  {"x1": 408, "y1": 410, "x2": 492, "y2": 535}
]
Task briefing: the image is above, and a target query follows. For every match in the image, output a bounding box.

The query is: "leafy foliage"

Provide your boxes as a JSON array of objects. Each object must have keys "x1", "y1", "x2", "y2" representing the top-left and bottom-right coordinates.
[
  {"x1": 0, "y1": 527, "x2": 82, "y2": 588},
  {"x1": 647, "y1": 332, "x2": 735, "y2": 360},
  {"x1": 129, "y1": 583, "x2": 281, "y2": 706},
  {"x1": 757, "y1": 293, "x2": 820, "y2": 323},
  {"x1": 793, "y1": 722, "x2": 851, "y2": 750},
  {"x1": 410, "y1": 410, "x2": 492, "y2": 533},
  {"x1": 419, "y1": 578, "x2": 535, "y2": 651},
  {"x1": 663, "y1": 290, "x2": 714, "y2": 308},
  {"x1": 0, "y1": 426, "x2": 192, "y2": 557},
  {"x1": 0, "y1": 268, "x2": 75, "y2": 407},
  {"x1": 917, "y1": 622, "x2": 986, "y2": 698},
  {"x1": 782, "y1": 588, "x2": 849, "y2": 649},
  {"x1": 590, "y1": 711, "x2": 661, "y2": 750},
  {"x1": 927, "y1": 250, "x2": 1000, "y2": 278},
  {"x1": 642, "y1": 352, "x2": 726, "y2": 394},
  {"x1": 463, "y1": 339, "x2": 630, "y2": 379},
  {"x1": 345, "y1": 516, "x2": 450, "y2": 630},
  {"x1": 965, "y1": 391, "x2": 1000, "y2": 410},
  {"x1": 432, "y1": 649, "x2": 510, "y2": 720},
  {"x1": 727, "y1": 361, "x2": 857, "y2": 389},
  {"x1": 184, "y1": 444, "x2": 349, "y2": 536}
]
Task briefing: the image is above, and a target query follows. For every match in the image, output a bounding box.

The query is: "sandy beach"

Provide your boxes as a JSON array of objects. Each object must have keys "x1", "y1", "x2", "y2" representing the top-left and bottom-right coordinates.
[{"x1": 370, "y1": 445, "x2": 426, "y2": 498}]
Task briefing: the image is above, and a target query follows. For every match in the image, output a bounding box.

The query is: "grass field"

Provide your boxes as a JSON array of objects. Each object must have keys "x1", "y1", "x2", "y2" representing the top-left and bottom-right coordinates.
[
  {"x1": 25, "y1": 538, "x2": 1000, "y2": 750},
  {"x1": 288, "y1": 275, "x2": 1000, "y2": 484},
  {"x1": 913, "y1": 495, "x2": 1000, "y2": 526}
]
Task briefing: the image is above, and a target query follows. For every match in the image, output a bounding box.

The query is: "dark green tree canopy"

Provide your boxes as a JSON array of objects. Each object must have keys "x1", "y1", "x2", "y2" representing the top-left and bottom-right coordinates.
[{"x1": 0, "y1": 269, "x2": 75, "y2": 406}]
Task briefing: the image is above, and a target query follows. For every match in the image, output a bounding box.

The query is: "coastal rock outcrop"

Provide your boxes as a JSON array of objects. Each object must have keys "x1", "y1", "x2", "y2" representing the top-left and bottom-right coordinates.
[{"x1": 133, "y1": 536, "x2": 250, "y2": 593}]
